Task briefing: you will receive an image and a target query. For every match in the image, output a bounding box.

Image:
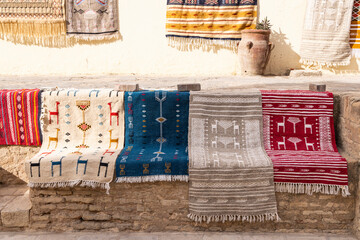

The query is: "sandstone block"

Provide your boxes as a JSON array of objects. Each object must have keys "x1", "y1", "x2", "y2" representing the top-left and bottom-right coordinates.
[
  {"x1": 177, "y1": 83, "x2": 201, "y2": 92},
  {"x1": 1, "y1": 195, "x2": 31, "y2": 227},
  {"x1": 65, "y1": 196, "x2": 94, "y2": 204},
  {"x1": 117, "y1": 84, "x2": 140, "y2": 92},
  {"x1": 309, "y1": 83, "x2": 326, "y2": 92},
  {"x1": 32, "y1": 214, "x2": 50, "y2": 222},
  {"x1": 82, "y1": 212, "x2": 111, "y2": 221},
  {"x1": 89, "y1": 205, "x2": 103, "y2": 212},
  {"x1": 56, "y1": 203, "x2": 88, "y2": 210}
]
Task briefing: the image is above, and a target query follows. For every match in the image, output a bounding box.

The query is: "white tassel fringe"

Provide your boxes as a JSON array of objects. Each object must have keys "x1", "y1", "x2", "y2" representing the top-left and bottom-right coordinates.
[
  {"x1": 352, "y1": 48, "x2": 360, "y2": 58},
  {"x1": 275, "y1": 182, "x2": 350, "y2": 197},
  {"x1": 115, "y1": 175, "x2": 188, "y2": 183},
  {"x1": 28, "y1": 180, "x2": 111, "y2": 194},
  {"x1": 167, "y1": 36, "x2": 239, "y2": 52},
  {"x1": 300, "y1": 58, "x2": 351, "y2": 67},
  {"x1": 188, "y1": 212, "x2": 280, "y2": 224}
]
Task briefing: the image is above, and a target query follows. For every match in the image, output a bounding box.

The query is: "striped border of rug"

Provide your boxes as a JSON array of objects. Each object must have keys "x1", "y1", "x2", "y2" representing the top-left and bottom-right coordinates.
[
  {"x1": 351, "y1": 0, "x2": 360, "y2": 57},
  {"x1": 166, "y1": 0, "x2": 257, "y2": 51}
]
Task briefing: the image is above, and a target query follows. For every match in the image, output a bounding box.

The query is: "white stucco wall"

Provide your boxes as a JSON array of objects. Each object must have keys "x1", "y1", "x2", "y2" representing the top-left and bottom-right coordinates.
[{"x1": 0, "y1": 0, "x2": 359, "y2": 76}]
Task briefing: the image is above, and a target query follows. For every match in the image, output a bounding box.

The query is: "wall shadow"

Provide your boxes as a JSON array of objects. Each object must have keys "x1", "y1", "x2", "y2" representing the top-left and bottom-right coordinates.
[
  {"x1": 0, "y1": 167, "x2": 26, "y2": 185},
  {"x1": 265, "y1": 28, "x2": 302, "y2": 76}
]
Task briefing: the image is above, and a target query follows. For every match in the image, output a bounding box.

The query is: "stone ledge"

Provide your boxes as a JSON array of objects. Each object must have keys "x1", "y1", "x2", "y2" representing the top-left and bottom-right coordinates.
[{"x1": 1, "y1": 191, "x2": 31, "y2": 227}]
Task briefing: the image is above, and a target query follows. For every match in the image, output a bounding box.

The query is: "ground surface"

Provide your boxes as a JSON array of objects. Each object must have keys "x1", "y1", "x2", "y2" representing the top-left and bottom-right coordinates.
[
  {"x1": 0, "y1": 75, "x2": 360, "y2": 92},
  {"x1": 0, "y1": 232, "x2": 357, "y2": 240}
]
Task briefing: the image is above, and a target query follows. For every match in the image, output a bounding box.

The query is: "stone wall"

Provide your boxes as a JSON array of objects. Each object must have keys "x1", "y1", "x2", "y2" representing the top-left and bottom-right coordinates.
[
  {"x1": 29, "y1": 170, "x2": 356, "y2": 234},
  {"x1": 334, "y1": 93, "x2": 360, "y2": 239},
  {"x1": 0, "y1": 146, "x2": 39, "y2": 185}
]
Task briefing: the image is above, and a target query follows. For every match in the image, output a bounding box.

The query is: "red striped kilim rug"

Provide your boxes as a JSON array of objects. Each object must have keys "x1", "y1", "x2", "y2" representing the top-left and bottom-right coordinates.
[
  {"x1": 261, "y1": 90, "x2": 349, "y2": 196},
  {"x1": 0, "y1": 89, "x2": 42, "y2": 146}
]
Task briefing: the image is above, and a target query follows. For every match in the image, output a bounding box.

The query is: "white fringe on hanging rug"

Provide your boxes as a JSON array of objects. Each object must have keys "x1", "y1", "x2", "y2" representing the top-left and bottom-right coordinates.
[
  {"x1": 115, "y1": 175, "x2": 188, "y2": 183},
  {"x1": 275, "y1": 182, "x2": 350, "y2": 197},
  {"x1": 28, "y1": 180, "x2": 111, "y2": 194},
  {"x1": 167, "y1": 36, "x2": 240, "y2": 52},
  {"x1": 188, "y1": 212, "x2": 280, "y2": 224}
]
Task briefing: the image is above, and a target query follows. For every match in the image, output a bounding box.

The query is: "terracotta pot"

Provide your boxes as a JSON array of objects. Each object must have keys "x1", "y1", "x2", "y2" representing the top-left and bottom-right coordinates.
[{"x1": 238, "y1": 29, "x2": 274, "y2": 75}]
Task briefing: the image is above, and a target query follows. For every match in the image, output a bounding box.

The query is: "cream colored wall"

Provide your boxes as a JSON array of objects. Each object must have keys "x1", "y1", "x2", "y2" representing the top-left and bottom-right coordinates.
[{"x1": 0, "y1": 0, "x2": 359, "y2": 76}]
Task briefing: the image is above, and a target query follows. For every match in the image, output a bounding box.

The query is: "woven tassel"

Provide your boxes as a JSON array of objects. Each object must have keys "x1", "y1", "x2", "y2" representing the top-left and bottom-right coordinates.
[
  {"x1": 115, "y1": 175, "x2": 188, "y2": 183},
  {"x1": 28, "y1": 180, "x2": 111, "y2": 194},
  {"x1": 188, "y1": 212, "x2": 280, "y2": 224},
  {"x1": 0, "y1": 21, "x2": 67, "y2": 47},
  {"x1": 300, "y1": 58, "x2": 351, "y2": 67},
  {"x1": 167, "y1": 36, "x2": 239, "y2": 53},
  {"x1": 275, "y1": 182, "x2": 350, "y2": 197}
]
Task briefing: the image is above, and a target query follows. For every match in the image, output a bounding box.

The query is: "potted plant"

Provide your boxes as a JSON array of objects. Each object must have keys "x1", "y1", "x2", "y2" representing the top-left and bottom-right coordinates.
[{"x1": 238, "y1": 17, "x2": 274, "y2": 75}]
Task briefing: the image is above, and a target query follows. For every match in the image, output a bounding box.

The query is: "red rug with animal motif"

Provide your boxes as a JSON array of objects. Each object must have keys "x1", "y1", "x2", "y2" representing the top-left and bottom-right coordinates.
[
  {"x1": 261, "y1": 90, "x2": 349, "y2": 196},
  {"x1": 0, "y1": 89, "x2": 42, "y2": 146}
]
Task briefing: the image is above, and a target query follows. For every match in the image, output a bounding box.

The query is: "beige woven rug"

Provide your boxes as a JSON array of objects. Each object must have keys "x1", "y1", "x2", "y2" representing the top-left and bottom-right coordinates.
[
  {"x1": 299, "y1": 0, "x2": 353, "y2": 67},
  {"x1": 66, "y1": 0, "x2": 120, "y2": 42},
  {"x1": 26, "y1": 89, "x2": 124, "y2": 193},
  {"x1": 0, "y1": 0, "x2": 66, "y2": 46},
  {"x1": 188, "y1": 92, "x2": 278, "y2": 223}
]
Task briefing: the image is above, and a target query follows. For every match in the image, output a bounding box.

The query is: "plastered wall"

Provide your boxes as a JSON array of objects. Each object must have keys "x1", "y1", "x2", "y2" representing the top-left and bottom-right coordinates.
[{"x1": 0, "y1": 0, "x2": 360, "y2": 76}]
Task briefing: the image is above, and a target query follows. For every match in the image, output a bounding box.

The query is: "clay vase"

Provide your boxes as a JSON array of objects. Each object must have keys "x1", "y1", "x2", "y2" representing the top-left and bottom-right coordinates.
[{"x1": 238, "y1": 29, "x2": 274, "y2": 75}]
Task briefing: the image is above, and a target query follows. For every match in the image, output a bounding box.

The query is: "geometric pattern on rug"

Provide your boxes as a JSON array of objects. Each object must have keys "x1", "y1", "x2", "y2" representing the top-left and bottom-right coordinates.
[
  {"x1": 166, "y1": 0, "x2": 257, "y2": 50},
  {"x1": 188, "y1": 92, "x2": 279, "y2": 223},
  {"x1": 25, "y1": 89, "x2": 124, "y2": 192},
  {"x1": 0, "y1": 89, "x2": 42, "y2": 146},
  {"x1": 66, "y1": 0, "x2": 120, "y2": 41},
  {"x1": 115, "y1": 91, "x2": 189, "y2": 183},
  {"x1": 351, "y1": 0, "x2": 360, "y2": 57},
  {"x1": 261, "y1": 90, "x2": 349, "y2": 196}
]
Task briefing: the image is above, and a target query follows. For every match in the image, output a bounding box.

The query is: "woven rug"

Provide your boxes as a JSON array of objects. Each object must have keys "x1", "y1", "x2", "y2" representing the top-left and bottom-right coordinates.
[
  {"x1": 166, "y1": 0, "x2": 257, "y2": 51},
  {"x1": 0, "y1": 0, "x2": 66, "y2": 46},
  {"x1": 0, "y1": 89, "x2": 42, "y2": 146},
  {"x1": 115, "y1": 91, "x2": 189, "y2": 183},
  {"x1": 351, "y1": 0, "x2": 360, "y2": 57},
  {"x1": 299, "y1": 0, "x2": 353, "y2": 67},
  {"x1": 26, "y1": 89, "x2": 124, "y2": 192},
  {"x1": 66, "y1": 0, "x2": 120, "y2": 41},
  {"x1": 188, "y1": 92, "x2": 278, "y2": 223},
  {"x1": 261, "y1": 90, "x2": 349, "y2": 197}
]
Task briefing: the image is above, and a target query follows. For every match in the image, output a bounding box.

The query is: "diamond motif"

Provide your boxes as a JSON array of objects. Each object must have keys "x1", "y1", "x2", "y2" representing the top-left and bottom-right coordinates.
[
  {"x1": 156, "y1": 137, "x2": 167, "y2": 143},
  {"x1": 156, "y1": 117, "x2": 167, "y2": 123},
  {"x1": 76, "y1": 100, "x2": 90, "y2": 111},
  {"x1": 65, "y1": 139, "x2": 70, "y2": 142},
  {"x1": 77, "y1": 122, "x2": 91, "y2": 132}
]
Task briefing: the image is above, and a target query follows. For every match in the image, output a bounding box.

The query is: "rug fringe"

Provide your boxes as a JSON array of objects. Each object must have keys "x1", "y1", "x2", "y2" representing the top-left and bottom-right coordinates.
[
  {"x1": 115, "y1": 175, "x2": 188, "y2": 183},
  {"x1": 352, "y1": 48, "x2": 360, "y2": 58},
  {"x1": 187, "y1": 212, "x2": 280, "y2": 224},
  {"x1": 68, "y1": 31, "x2": 122, "y2": 43},
  {"x1": 275, "y1": 182, "x2": 350, "y2": 197},
  {"x1": 167, "y1": 36, "x2": 239, "y2": 52},
  {"x1": 299, "y1": 58, "x2": 351, "y2": 67},
  {"x1": 28, "y1": 180, "x2": 111, "y2": 194},
  {"x1": 0, "y1": 21, "x2": 67, "y2": 47}
]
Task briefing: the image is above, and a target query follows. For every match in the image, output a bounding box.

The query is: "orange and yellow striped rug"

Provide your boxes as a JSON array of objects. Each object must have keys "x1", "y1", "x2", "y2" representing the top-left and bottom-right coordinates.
[
  {"x1": 166, "y1": 0, "x2": 257, "y2": 51},
  {"x1": 351, "y1": 0, "x2": 360, "y2": 57}
]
